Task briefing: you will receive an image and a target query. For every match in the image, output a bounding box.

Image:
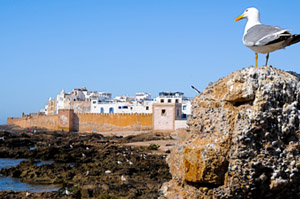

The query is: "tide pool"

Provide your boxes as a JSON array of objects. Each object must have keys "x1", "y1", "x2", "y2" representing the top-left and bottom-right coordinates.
[{"x1": 0, "y1": 158, "x2": 60, "y2": 192}]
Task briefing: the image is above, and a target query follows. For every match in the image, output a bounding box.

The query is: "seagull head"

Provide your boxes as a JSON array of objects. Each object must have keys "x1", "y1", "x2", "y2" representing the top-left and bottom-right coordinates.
[{"x1": 235, "y1": 7, "x2": 260, "y2": 22}]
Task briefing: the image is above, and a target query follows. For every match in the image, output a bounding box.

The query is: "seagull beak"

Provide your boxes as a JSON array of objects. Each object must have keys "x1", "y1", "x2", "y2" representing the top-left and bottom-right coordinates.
[{"x1": 235, "y1": 14, "x2": 245, "y2": 21}]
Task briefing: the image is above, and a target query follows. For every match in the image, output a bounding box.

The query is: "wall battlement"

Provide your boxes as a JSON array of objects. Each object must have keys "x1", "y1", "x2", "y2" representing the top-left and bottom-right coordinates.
[{"x1": 7, "y1": 109, "x2": 152, "y2": 132}]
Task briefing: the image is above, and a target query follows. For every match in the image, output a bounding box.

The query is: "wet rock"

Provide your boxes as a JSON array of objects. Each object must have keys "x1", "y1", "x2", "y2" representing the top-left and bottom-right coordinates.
[{"x1": 0, "y1": 130, "x2": 171, "y2": 198}]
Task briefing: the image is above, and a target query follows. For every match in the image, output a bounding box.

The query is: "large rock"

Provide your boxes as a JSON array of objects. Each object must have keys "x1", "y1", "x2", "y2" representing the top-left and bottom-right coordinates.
[{"x1": 161, "y1": 66, "x2": 300, "y2": 199}]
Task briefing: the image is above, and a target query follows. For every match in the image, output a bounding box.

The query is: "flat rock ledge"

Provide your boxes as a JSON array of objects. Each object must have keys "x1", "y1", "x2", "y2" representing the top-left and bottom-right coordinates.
[{"x1": 160, "y1": 66, "x2": 300, "y2": 199}]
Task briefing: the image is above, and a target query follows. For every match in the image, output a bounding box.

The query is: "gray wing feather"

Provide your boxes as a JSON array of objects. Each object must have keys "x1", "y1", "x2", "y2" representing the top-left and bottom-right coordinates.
[{"x1": 243, "y1": 25, "x2": 290, "y2": 46}]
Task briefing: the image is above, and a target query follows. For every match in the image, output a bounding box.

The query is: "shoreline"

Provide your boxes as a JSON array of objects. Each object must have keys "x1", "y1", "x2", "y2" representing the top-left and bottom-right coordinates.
[{"x1": 0, "y1": 126, "x2": 175, "y2": 198}]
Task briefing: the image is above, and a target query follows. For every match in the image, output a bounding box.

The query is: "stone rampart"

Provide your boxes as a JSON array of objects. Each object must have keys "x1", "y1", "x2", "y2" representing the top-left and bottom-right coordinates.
[
  {"x1": 7, "y1": 115, "x2": 59, "y2": 130},
  {"x1": 75, "y1": 113, "x2": 152, "y2": 132},
  {"x1": 7, "y1": 111, "x2": 152, "y2": 132}
]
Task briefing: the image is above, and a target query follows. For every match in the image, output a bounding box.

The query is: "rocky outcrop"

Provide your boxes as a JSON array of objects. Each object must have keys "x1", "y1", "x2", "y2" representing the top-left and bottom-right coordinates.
[
  {"x1": 0, "y1": 130, "x2": 171, "y2": 198},
  {"x1": 161, "y1": 66, "x2": 300, "y2": 199}
]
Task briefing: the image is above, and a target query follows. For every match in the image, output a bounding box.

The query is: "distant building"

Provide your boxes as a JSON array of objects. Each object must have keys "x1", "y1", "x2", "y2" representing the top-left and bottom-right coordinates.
[
  {"x1": 153, "y1": 103, "x2": 183, "y2": 132},
  {"x1": 15, "y1": 88, "x2": 194, "y2": 132},
  {"x1": 40, "y1": 88, "x2": 192, "y2": 125},
  {"x1": 91, "y1": 93, "x2": 153, "y2": 114},
  {"x1": 47, "y1": 98, "x2": 57, "y2": 115},
  {"x1": 154, "y1": 92, "x2": 192, "y2": 120},
  {"x1": 40, "y1": 87, "x2": 112, "y2": 114}
]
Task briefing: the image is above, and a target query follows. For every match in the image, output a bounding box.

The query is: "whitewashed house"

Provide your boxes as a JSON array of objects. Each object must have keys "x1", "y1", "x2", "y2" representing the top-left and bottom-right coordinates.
[
  {"x1": 91, "y1": 93, "x2": 153, "y2": 114},
  {"x1": 42, "y1": 89, "x2": 192, "y2": 123}
]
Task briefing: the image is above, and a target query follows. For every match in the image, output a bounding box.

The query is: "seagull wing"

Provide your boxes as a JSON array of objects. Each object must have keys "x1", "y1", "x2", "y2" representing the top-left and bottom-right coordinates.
[{"x1": 243, "y1": 25, "x2": 290, "y2": 47}]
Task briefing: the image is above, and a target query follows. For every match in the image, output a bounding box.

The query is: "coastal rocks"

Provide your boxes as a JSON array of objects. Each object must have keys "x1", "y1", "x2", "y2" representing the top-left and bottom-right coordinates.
[
  {"x1": 0, "y1": 130, "x2": 171, "y2": 198},
  {"x1": 0, "y1": 191, "x2": 68, "y2": 199},
  {"x1": 161, "y1": 66, "x2": 300, "y2": 199}
]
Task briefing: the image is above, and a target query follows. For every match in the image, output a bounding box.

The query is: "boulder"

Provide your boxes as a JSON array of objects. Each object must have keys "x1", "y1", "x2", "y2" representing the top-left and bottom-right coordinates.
[{"x1": 161, "y1": 66, "x2": 300, "y2": 199}]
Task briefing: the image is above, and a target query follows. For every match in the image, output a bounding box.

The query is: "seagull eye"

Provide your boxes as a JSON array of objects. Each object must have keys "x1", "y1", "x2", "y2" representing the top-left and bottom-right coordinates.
[{"x1": 246, "y1": 9, "x2": 248, "y2": 12}]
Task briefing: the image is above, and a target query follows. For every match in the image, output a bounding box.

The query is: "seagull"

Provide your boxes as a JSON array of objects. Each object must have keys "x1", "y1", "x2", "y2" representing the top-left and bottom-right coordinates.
[
  {"x1": 121, "y1": 175, "x2": 126, "y2": 182},
  {"x1": 25, "y1": 192, "x2": 30, "y2": 197},
  {"x1": 64, "y1": 188, "x2": 71, "y2": 195},
  {"x1": 235, "y1": 7, "x2": 300, "y2": 67}
]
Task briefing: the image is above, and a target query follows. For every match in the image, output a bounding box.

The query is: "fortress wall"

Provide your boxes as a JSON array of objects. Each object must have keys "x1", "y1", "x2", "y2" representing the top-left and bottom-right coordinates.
[
  {"x1": 7, "y1": 111, "x2": 153, "y2": 132},
  {"x1": 75, "y1": 113, "x2": 153, "y2": 132},
  {"x1": 7, "y1": 115, "x2": 59, "y2": 130}
]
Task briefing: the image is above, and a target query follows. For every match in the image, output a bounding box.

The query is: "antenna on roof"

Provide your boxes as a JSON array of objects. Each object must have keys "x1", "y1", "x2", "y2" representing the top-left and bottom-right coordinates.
[{"x1": 191, "y1": 85, "x2": 201, "y2": 94}]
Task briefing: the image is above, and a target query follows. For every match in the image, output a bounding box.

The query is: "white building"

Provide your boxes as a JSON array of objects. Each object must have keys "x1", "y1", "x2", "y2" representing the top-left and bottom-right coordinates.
[
  {"x1": 91, "y1": 93, "x2": 153, "y2": 114},
  {"x1": 42, "y1": 88, "x2": 192, "y2": 120},
  {"x1": 135, "y1": 92, "x2": 152, "y2": 102}
]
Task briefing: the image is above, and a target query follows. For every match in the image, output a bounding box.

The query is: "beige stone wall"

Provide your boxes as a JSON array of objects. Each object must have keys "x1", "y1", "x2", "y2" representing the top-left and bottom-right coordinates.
[
  {"x1": 7, "y1": 111, "x2": 152, "y2": 132},
  {"x1": 75, "y1": 113, "x2": 152, "y2": 132},
  {"x1": 47, "y1": 99, "x2": 57, "y2": 115},
  {"x1": 175, "y1": 120, "x2": 188, "y2": 130},
  {"x1": 152, "y1": 103, "x2": 175, "y2": 132},
  {"x1": 7, "y1": 115, "x2": 59, "y2": 130},
  {"x1": 72, "y1": 101, "x2": 91, "y2": 113},
  {"x1": 58, "y1": 109, "x2": 74, "y2": 131}
]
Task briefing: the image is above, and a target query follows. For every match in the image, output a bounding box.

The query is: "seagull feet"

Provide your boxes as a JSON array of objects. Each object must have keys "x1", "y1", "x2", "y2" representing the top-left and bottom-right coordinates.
[
  {"x1": 255, "y1": 53, "x2": 258, "y2": 68},
  {"x1": 265, "y1": 53, "x2": 269, "y2": 66}
]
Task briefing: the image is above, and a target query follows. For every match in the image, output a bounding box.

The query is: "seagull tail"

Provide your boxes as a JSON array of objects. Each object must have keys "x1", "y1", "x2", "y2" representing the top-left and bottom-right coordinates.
[{"x1": 290, "y1": 34, "x2": 300, "y2": 46}]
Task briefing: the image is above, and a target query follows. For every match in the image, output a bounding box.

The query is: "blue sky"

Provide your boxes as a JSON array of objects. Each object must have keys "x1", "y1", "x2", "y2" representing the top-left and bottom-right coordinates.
[{"x1": 1, "y1": 0, "x2": 300, "y2": 124}]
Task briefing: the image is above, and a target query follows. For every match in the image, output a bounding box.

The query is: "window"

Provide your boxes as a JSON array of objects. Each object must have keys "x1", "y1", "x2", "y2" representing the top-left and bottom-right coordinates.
[
  {"x1": 161, "y1": 109, "x2": 166, "y2": 116},
  {"x1": 109, "y1": 107, "x2": 114, "y2": 113},
  {"x1": 118, "y1": 106, "x2": 122, "y2": 109},
  {"x1": 82, "y1": 107, "x2": 85, "y2": 111},
  {"x1": 182, "y1": 114, "x2": 187, "y2": 119},
  {"x1": 160, "y1": 99, "x2": 164, "y2": 103},
  {"x1": 146, "y1": 106, "x2": 149, "y2": 110},
  {"x1": 183, "y1": 105, "x2": 187, "y2": 110},
  {"x1": 122, "y1": 106, "x2": 128, "y2": 109},
  {"x1": 175, "y1": 99, "x2": 179, "y2": 103},
  {"x1": 88, "y1": 107, "x2": 91, "y2": 111},
  {"x1": 168, "y1": 99, "x2": 171, "y2": 103},
  {"x1": 100, "y1": 107, "x2": 104, "y2": 113},
  {"x1": 93, "y1": 101, "x2": 96, "y2": 104}
]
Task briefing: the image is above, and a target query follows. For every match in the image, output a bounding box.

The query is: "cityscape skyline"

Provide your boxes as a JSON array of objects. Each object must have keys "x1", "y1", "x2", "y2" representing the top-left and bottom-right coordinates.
[{"x1": 1, "y1": 0, "x2": 300, "y2": 124}]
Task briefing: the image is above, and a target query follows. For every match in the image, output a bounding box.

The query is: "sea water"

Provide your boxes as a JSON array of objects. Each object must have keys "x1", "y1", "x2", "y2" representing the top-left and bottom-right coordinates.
[{"x1": 0, "y1": 158, "x2": 60, "y2": 192}]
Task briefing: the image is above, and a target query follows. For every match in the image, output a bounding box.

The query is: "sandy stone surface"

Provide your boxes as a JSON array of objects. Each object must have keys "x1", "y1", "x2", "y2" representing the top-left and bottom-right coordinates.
[{"x1": 161, "y1": 66, "x2": 300, "y2": 199}]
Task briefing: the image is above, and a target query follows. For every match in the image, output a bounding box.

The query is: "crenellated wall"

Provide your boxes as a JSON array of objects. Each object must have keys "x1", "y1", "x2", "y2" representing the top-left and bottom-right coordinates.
[
  {"x1": 7, "y1": 109, "x2": 152, "y2": 132},
  {"x1": 7, "y1": 114, "x2": 59, "y2": 130},
  {"x1": 75, "y1": 113, "x2": 152, "y2": 132}
]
